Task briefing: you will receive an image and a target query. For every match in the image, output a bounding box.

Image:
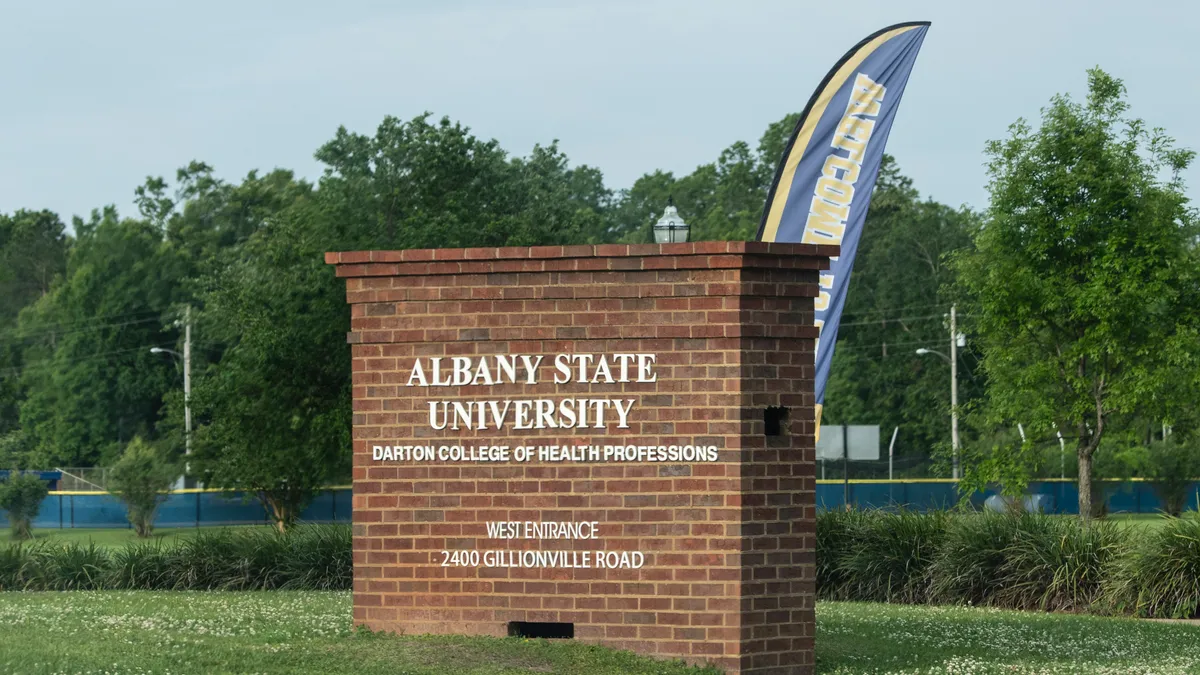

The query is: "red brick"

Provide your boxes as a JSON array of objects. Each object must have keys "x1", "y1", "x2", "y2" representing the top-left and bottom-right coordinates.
[{"x1": 330, "y1": 243, "x2": 826, "y2": 674}]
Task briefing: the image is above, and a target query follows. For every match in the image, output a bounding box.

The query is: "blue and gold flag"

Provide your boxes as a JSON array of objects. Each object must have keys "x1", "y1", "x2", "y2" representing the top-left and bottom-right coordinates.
[{"x1": 757, "y1": 22, "x2": 930, "y2": 438}]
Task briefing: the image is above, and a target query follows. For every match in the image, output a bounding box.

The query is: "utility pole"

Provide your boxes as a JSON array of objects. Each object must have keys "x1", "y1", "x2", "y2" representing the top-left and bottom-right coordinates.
[
  {"x1": 950, "y1": 304, "x2": 960, "y2": 480},
  {"x1": 152, "y1": 306, "x2": 193, "y2": 490},
  {"x1": 183, "y1": 306, "x2": 192, "y2": 478}
]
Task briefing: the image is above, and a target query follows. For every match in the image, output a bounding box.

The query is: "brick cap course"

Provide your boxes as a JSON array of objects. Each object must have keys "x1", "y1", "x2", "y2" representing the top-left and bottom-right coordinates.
[{"x1": 326, "y1": 241, "x2": 839, "y2": 278}]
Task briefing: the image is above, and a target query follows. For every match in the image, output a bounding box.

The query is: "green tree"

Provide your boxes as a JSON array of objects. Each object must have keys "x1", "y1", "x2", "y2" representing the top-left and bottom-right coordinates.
[
  {"x1": 311, "y1": 114, "x2": 607, "y2": 251},
  {"x1": 0, "y1": 209, "x2": 70, "y2": 445},
  {"x1": 954, "y1": 68, "x2": 1199, "y2": 520},
  {"x1": 11, "y1": 164, "x2": 309, "y2": 471},
  {"x1": 108, "y1": 436, "x2": 177, "y2": 537},
  {"x1": 16, "y1": 208, "x2": 180, "y2": 467},
  {"x1": 191, "y1": 205, "x2": 351, "y2": 533},
  {"x1": 0, "y1": 470, "x2": 49, "y2": 540}
]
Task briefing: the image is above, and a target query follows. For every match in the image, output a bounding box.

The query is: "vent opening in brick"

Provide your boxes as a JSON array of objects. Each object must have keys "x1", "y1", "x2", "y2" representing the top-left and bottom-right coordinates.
[
  {"x1": 764, "y1": 406, "x2": 789, "y2": 436},
  {"x1": 508, "y1": 621, "x2": 574, "y2": 639}
]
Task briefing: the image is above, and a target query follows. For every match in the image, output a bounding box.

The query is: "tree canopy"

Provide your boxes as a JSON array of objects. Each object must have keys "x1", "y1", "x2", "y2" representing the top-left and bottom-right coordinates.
[{"x1": 954, "y1": 68, "x2": 1199, "y2": 518}]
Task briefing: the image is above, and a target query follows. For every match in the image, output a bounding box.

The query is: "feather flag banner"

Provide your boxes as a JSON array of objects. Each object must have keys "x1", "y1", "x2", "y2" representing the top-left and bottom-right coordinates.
[{"x1": 757, "y1": 22, "x2": 930, "y2": 439}]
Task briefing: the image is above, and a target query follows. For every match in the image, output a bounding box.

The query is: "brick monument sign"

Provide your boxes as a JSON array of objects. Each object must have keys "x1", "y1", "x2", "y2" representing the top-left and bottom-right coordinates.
[{"x1": 327, "y1": 241, "x2": 835, "y2": 674}]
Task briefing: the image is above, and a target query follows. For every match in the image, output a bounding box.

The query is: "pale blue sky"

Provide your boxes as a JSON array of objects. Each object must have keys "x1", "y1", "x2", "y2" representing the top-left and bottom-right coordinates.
[{"x1": 1, "y1": 0, "x2": 1196, "y2": 222}]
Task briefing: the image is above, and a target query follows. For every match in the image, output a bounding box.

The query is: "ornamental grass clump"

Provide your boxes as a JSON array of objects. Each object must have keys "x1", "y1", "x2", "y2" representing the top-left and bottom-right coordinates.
[
  {"x1": 39, "y1": 543, "x2": 111, "y2": 590},
  {"x1": 928, "y1": 510, "x2": 1022, "y2": 606},
  {"x1": 0, "y1": 542, "x2": 45, "y2": 591},
  {"x1": 815, "y1": 508, "x2": 871, "y2": 599},
  {"x1": 836, "y1": 509, "x2": 947, "y2": 604},
  {"x1": 106, "y1": 542, "x2": 172, "y2": 590},
  {"x1": 0, "y1": 525, "x2": 355, "y2": 592},
  {"x1": 169, "y1": 529, "x2": 259, "y2": 590},
  {"x1": 994, "y1": 514, "x2": 1122, "y2": 612},
  {"x1": 280, "y1": 524, "x2": 353, "y2": 590},
  {"x1": 1104, "y1": 515, "x2": 1200, "y2": 619},
  {"x1": 164, "y1": 525, "x2": 352, "y2": 590}
]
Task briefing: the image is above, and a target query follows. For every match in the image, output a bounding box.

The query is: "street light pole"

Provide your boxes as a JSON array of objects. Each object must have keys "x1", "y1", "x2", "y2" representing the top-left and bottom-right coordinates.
[
  {"x1": 916, "y1": 339, "x2": 960, "y2": 480},
  {"x1": 183, "y1": 306, "x2": 191, "y2": 459},
  {"x1": 150, "y1": 306, "x2": 192, "y2": 486},
  {"x1": 950, "y1": 305, "x2": 959, "y2": 480}
]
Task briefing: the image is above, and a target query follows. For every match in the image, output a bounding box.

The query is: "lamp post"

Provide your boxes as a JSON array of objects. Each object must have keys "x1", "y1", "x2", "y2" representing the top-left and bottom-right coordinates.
[
  {"x1": 916, "y1": 346, "x2": 960, "y2": 479},
  {"x1": 151, "y1": 344, "x2": 190, "y2": 447},
  {"x1": 151, "y1": 307, "x2": 192, "y2": 487},
  {"x1": 653, "y1": 198, "x2": 689, "y2": 244}
]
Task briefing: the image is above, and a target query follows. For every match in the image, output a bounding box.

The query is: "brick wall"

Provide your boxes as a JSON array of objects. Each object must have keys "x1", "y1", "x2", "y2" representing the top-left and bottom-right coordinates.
[{"x1": 328, "y1": 241, "x2": 835, "y2": 674}]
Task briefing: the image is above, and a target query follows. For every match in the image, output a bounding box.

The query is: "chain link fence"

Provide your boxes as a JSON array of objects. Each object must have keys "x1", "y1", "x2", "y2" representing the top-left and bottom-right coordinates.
[{"x1": 53, "y1": 467, "x2": 112, "y2": 491}]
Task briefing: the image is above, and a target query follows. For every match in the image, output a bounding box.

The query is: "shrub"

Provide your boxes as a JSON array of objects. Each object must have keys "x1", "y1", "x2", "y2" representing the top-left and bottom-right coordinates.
[
  {"x1": 108, "y1": 437, "x2": 178, "y2": 537},
  {"x1": 280, "y1": 524, "x2": 353, "y2": 590},
  {"x1": 995, "y1": 516, "x2": 1122, "y2": 612},
  {"x1": 1104, "y1": 515, "x2": 1200, "y2": 618},
  {"x1": 167, "y1": 529, "x2": 244, "y2": 590},
  {"x1": 816, "y1": 508, "x2": 870, "y2": 599},
  {"x1": 836, "y1": 509, "x2": 947, "y2": 603},
  {"x1": 107, "y1": 542, "x2": 171, "y2": 590},
  {"x1": 0, "y1": 470, "x2": 50, "y2": 540},
  {"x1": 0, "y1": 525, "x2": 354, "y2": 592},
  {"x1": 0, "y1": 542, "x2": 44, "y2": 591},
  {"x1": 928, "y1": 511, "x2": 1021, "y2": 606},
  {"x1": 40, "y1": 543, "x2": 111, "y2": 590}
]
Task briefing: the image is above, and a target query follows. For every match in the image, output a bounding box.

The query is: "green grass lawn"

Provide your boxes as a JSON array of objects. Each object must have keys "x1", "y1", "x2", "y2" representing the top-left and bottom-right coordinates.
[
  {"x1": 1106, "y1": 512, "x2": 1178, "y2": 530},
  {"x1": 0, "y1": 525, "x2": 275, "y2": 548},
  {"x1": 0, "y1": 591, "x2": 716, "y2": 674},
  {"x1": 818, "y1": 602, "x2": 1200, "y2": 674},
  {"x1": 0, "y1": 592, "x2": 1197, "y2": 674}
]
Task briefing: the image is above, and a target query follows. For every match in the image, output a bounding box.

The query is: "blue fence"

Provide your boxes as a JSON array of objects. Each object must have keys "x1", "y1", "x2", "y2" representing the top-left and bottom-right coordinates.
[
  {"x1": 817, "y1": 479, "x2": 1200, "y2": 514},
  {"x1": 3, "y1": 480, "x2": 1192, "y2": 529},
  {"x1": 4, "y1": 488, "x2": 352, "y2": 530},
  {"x1": 0, "y1": 471, "x2": 63, "y2": 491}
]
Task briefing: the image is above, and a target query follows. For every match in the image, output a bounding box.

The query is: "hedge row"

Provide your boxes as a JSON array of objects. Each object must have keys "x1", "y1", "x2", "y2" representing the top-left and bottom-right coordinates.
[
  {"x1": 0, "y1": 525, "x2": 351, "y2": 591},
  {"x1": 818, "y1": 509, "x2": 1200, "y2": 619},
  {"x1": 7, "y1": 514, "x2": 1200, "y2": 621}
]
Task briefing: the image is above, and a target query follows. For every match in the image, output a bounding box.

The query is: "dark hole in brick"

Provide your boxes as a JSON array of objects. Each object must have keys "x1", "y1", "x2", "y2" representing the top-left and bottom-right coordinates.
[
  {"x1": 508, "y1": 621, "x2": 574, "y2": 639},
  {"x1": 764, "y1": 406, "x2": 789, "y2": 436}
]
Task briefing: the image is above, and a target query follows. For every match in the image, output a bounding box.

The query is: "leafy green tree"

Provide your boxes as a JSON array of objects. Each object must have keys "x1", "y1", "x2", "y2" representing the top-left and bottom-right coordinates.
[
  {"x1": 312, "y1": 114, "x2": 607, "y2": 250},
  {"x1": 0, "y1": 470, "x2": 49, "y2": 540},
  {"x1": 16, "y1": 208, "x2": 180, "y2": 467},
  {"x1": 108, "y1": 436, "x2": 178, "y2": 536},
  {"x1": 191, "y1": 206, "x2": 351, "y2": 533},
  {"x1": 0, "y1": 210, "x2": 70, "y2": 444},
  {"x1": 954, "y1": 68, "x2": 1199, "y2": 520},
  {"x1": 11, "y1": 163, "x2": 309, "y2": 470},
  {"x1": 0, "y1": 431, "x2": 29, "y2": 468},
  {"x1": 0, "y1": 209, "x2": 69, "y2": 322}
]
